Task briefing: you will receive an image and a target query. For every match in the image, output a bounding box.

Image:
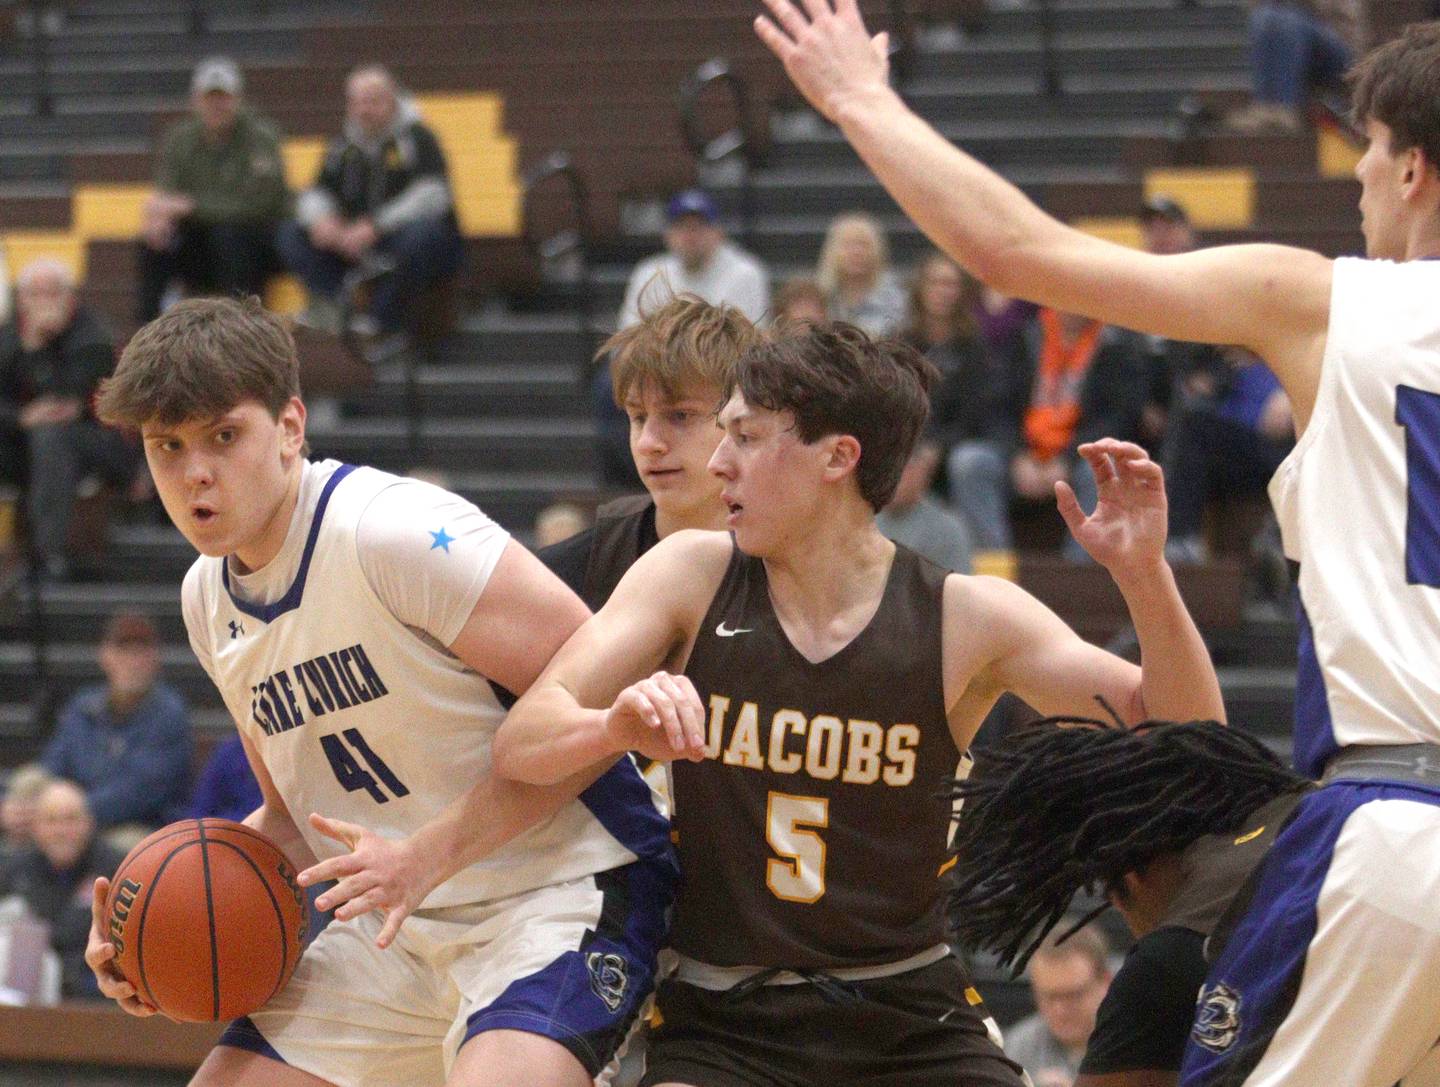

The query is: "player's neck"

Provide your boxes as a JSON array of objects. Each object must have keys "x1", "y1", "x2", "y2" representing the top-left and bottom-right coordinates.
[
  {"x1": 231, "y1": 460, "x2": 305, "y2": 575},
  {"x1": 763, "y1": 508, "x2": 893, "y2": 623}
]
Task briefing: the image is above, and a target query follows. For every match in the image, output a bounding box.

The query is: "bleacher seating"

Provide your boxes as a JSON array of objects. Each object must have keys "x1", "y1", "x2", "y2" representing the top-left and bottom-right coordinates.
[{"x1": 0, "y1": 0, "x2": 1398, "y2": 1072}]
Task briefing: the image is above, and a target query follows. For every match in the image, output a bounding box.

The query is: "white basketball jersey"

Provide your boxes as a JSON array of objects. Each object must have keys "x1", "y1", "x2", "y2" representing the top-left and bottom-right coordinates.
[
  {"x1": 184, "y1": 461, "x2": 670, "y2": 907},
  {"x1": 1269, "y1": 257, "x2": 1440, "y2": 777}
]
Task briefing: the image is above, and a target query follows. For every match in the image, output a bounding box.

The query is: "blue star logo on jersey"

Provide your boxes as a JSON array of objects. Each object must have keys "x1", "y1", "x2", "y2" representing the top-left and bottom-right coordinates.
[
  {"x1": 228, "y1": 620, "x2": 245, "y2": 640},
  {"x1": 429, "y1": 527, "x2": 455, "y2": 553}
]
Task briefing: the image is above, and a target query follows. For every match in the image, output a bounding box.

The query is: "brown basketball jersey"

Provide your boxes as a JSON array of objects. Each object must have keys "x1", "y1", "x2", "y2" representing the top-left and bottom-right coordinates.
[
  {"x1": 676, "y1": 541, "x2": 961, "y2": 970},
  {"x1": 581, "y1": 494, "x2": 657, "y2": 610}
]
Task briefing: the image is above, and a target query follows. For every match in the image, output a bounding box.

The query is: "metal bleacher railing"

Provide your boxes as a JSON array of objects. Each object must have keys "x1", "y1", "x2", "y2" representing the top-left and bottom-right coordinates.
[
  {"x1": 678, "y1": 57, "x2": 768, "y2": 250},
  {"x1": 521, "y1": 150, "x2": 601, "y2": 380}
]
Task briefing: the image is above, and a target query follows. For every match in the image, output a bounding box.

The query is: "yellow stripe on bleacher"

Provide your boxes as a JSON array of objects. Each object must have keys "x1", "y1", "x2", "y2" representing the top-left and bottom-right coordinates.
[
  {"x1": 1143, "y1": 168, "x2": 1255, "y2": 230},
  {"x1": 1317, "y1": 126, "x2": 1363, "y2": 180},
  {"x1": 1070, "y1": 216, "x2": 1146, "y2": 250}
]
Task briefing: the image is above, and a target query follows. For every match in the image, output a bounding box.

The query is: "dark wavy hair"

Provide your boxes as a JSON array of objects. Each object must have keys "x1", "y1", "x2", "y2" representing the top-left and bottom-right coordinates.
[{"x1": 947, "y1": 719, "x2": 1308, "y2": 972}]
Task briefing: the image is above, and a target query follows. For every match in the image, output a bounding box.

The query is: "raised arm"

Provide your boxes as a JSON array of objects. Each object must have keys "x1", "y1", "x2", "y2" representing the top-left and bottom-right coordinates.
[
  {"x1": 493, "y1": 530, "x2": 733, "y2": 785},
  {"x1": 947, "y1": 441, "x2": 1225, "y2": 741},
  {"x1": 754, "y1": 0, "x2": 1333, "y2": 427}
]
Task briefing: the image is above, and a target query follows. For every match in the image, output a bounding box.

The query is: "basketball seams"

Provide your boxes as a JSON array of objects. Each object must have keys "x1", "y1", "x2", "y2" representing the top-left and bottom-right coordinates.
[
  {"x1": 207, "y1": 839, "x2": 294, "y2": 1007},
  {"x1": 197, "y1": 821, "x2": 223, "y2": 1021},
  {"x1": 133, "y1": 840, "x2": 200, "y2": 1013}
]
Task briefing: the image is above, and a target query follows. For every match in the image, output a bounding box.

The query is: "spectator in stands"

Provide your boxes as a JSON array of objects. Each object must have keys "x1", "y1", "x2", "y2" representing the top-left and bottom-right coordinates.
[
  {"x1": 816, "y1": 210, "x2": 906, "y2": 336},
  {"x1": 279, "y1": 64, "x2": 463, "y2": 341},
  {"x1": 771, "y1": 276, "x2": 828, "y2": 327},
  {"x1": 0, "y1": 778, "x2": 125, "y2": 998},
  {"x1": 137, "y1": 57, "x2": 289, "y2": 322},
  {"x1": 947, "y1": 308, "x2": 1148, "y2": 559},
  {"x1": 0, "y1": 258, "x2": 133, "y2": 582},
  {"x1": 1227, "y1": 0, "x2": 1357, "y2": 133},
  {"x1": 1164, "y1": 345, "x2": 1295, "y2": 563},
  {"x1": 1004, "y1": 927, "x2": 1114, "y2": 1087},
  {"x1": 1, "y1": 765, "x2": 54, "y2": 860},
  {"x1": 42, "y1": 612, "x2": 192, "y2": 844},
  {"x1": 188, "y1": 734, "x2": 261, "y2": 824},
  {"x1": 618, "y1": 189, "x2": 770, "y2": 328},
  {"x1": 875, "y1": 439, "x2": 973, "y2": 572},
  {"x1": 1134, "y1": 197, "x2": 1228, "y2": 452}
]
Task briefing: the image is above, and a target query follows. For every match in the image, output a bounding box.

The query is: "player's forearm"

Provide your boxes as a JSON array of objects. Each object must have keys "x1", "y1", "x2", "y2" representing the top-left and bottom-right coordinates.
[
  {"x1": 407, "y1": 768, "x2": 587, "y2": 885},
  {"x1": 1113, "y1": 561, "x2": 1226, "y2": 724},
  {"x1": 243, "y1": 803, "x2": 317, "y2": 870},
  {"x1": 493, "y1": 682, "x2": 623, "y2": 785},
  {"x1": 831, "y1": 85, "x2": 1070, "y2": 301}
]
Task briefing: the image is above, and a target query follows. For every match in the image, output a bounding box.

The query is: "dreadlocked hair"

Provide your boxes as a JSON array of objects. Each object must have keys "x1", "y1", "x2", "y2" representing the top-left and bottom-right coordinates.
[{"x1": 947, "y1": 718, "x2": 1306, "y2": 973}]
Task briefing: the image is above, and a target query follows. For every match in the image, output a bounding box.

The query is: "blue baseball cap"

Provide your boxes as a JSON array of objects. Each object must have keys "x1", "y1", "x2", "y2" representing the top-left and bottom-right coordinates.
[{"x1": 666, "y1": 189, "x2": 719, "y2": 225}]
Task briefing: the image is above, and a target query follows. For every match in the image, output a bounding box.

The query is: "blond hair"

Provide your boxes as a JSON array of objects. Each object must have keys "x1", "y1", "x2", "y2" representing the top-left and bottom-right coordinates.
[{"x1": 603, "y1": 294, "x2": 762, "y2": 407}]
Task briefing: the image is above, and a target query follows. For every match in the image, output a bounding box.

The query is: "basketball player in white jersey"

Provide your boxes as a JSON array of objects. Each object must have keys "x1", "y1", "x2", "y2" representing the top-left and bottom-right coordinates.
[
  {"x1": 80, "y1": 297, "x2": 676, "y2": 1087},
  {"x1": 752, "y1": 6, "x2": 1440, "y2": 1084}
]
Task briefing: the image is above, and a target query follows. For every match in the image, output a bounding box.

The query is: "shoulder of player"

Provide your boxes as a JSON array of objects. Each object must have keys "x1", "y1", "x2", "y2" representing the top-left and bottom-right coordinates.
[
  {"x1": 612, "y1": 529, "x2": 732, "y2": 611},
  {"x1": 942, "y1": 570, "x2": 1045, "y2": 626}
]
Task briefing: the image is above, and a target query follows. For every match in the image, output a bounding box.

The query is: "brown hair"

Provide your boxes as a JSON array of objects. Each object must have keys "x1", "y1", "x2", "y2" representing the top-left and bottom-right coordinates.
[
  {"x1": 1349, "y1": 22, "x2": 1440, "y2": 170},
  {"x1": 96, "y1": 296, "x2": 300, "y2": 429},
  {"x1": 732, "y1": 322, "x2": 938, "y2": 511},
  {"x1": 772, "y1": 277, "x2": 827, "y2": 326},
  {"x1": 603, "y1": 294, "x2": 762, "y2": 407},
  {"x1": 905, "y1": 252, "x2": 980, "y2": 343}
]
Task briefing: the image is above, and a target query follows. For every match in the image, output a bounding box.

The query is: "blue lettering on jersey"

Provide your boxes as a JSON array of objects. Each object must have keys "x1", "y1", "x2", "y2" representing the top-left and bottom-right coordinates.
[{"x1": 250, "y1": 642, "x2": 391, "y2": 737}]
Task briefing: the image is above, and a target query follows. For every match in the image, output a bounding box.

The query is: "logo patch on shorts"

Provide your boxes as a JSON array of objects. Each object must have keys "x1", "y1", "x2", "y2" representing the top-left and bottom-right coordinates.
[
  {"x1": 1193, "y1": 982, "x2": 1243, "y2": 1052},
  {"x1": 586, "y1": 952, "x2": 629, "y2": 1012}
]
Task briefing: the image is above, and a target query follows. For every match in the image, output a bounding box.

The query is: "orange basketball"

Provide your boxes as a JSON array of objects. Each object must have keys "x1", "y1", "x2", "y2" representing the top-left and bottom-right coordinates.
[{"x1": 104, "y1": 819, "x2": 308, "y2": 1022}]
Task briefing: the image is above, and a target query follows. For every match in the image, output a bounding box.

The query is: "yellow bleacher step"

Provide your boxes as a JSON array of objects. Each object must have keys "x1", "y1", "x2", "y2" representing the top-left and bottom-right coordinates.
[
  {"x1": 1070, "y1": 216, "x2": 1145, "y2": 250},
  {"x1": 1143, "y1": 168, "x2": 1255, "y2": 230},
  {"x1": 1317, "y1": 126, "x2": 1363, "y2": 179}
]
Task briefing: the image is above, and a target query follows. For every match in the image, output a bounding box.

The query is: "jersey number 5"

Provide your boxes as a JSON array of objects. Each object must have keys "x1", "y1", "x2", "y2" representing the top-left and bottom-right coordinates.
[
  {"x1": 320, "y1": 729, "x2": 411, "y2": 804},
  {"x1": 766, "y1": 792, "x2": 828, "y2": 903},
  {"x1": 1397, "y1": 385, "x2": 1440, "y2": 588}
]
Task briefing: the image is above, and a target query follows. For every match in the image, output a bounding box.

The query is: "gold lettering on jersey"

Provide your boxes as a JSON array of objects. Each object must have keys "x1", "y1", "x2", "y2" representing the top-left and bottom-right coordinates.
[
  {"x1": 250, "y1": 642, "x2": 391, "y2": 737},
  {"x1": 769, "y1": 710, "x2": 806, "y2": 774},
  {"x1": 805, "y1": 715, "x2": 844, "y2": 780},
  {"x1": 722, "y1": 702, "x2": 765, "y2": 769},
  {"x1": 704, "y1": 698, "x2": 921, "y2": 787},
  {"x1": 843, "y1": 720, "x2": 884, "y2": 785},
  {"x1": 704, "y1": 695, "x2": 729, "y2": 759},
  {"x1": 883, "y1": 725, "x2": 920, "y2": 786}
]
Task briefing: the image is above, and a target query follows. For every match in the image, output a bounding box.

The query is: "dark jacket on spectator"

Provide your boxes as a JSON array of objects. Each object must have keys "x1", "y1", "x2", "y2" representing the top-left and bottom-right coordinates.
[
  {"x1": 156, "y1": 109, "x2": 290, "y2": 225},
  {"x1": 295, "y1": 97, "x2": 456, "y2": 236},
  {"x1": 0, "y1": 839, "x2": 126, "y2": 997},
  {"x1": 0, "y1": 305, "x2": 114, "y2": 430},
  {"x1": 993, "y1": 322, "x2": 1149, "y2": 459},
  {"x1": 42, "y1": 682, "x2": 193, "y2": 829},
  {"x1": 918, "y1": 333, "x2": 1007, "y2": 449}
]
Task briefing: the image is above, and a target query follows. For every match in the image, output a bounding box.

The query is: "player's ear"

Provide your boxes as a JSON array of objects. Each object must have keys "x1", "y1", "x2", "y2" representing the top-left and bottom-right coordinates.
[
  {"x1": 278, "y1": 396, "x2": 307, "y2": 460},
  {"x1": 822, "y1": 433, "x2": 862, "y2": 482}
]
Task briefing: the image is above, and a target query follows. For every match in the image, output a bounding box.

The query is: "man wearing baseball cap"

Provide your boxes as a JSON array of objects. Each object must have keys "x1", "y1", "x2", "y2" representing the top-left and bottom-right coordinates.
[
  {"x1": 618, "y1": 188, "x2": 770, "y2": 328},
  {"x1": 39, "y1": 611, "x2": 193, "y2": 846},
  {"x1": 137, "y1": 56, "x2": 289, "y2": 322}
]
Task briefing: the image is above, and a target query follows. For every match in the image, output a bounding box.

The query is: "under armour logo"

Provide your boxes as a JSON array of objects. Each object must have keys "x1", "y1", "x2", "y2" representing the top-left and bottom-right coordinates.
[
  {"x1": 586, "y1": 951, "x2": 629, "y2": 1012},
  {"x1": 715, "y1": 622, "x2": 753, "y2": 637},
  {"x1": 228, "y1": 620, "x2": 245, "y2": 639}
]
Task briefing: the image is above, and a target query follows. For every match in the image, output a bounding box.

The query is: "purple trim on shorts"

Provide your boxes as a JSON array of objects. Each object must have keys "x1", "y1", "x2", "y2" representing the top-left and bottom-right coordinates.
[{"x1": 217, "y1": 1015, "x2": 287, "y2": 1065}]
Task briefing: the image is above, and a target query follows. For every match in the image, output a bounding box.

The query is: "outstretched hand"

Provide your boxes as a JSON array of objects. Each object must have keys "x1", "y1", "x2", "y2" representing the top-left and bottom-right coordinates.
[
  {"x1": 297, "y1": 814, "x2": 443, "y2": 949},
  {"x1": 754, "y1": 0, "x2": 891, "y2": 122},
  {"x1": 1057, "y1": 439, "x2": 1170, "y2": 575}
]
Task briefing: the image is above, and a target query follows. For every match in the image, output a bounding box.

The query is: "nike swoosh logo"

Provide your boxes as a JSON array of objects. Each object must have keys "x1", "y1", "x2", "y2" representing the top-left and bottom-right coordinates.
[{"x1": 715, "y1": 622, "x2": 753, "y2": 637}]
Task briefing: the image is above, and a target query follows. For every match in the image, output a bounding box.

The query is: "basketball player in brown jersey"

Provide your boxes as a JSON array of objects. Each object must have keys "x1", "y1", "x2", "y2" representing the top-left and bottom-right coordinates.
[
  {"x1": 539, "y1": 296, "x2": 763, "y2": 610},
  {"x1": 493, "y1": 322, "x2": 1224, "y2": 1087}
]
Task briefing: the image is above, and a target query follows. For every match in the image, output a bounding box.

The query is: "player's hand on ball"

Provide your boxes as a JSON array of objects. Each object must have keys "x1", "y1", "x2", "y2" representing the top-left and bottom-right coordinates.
[
  {"x1": 85, "y1": 877, "x2": 157, "y2": 1017},
  {"x1": 298, "y1": 814, "x2": 442, "y2": 950},
  {"x1": 1057, "y1": 439, "x2": 1169, "y2": 574},
  {"x1": 605, "y1": 672, "x2": 707, "y2": 763}
]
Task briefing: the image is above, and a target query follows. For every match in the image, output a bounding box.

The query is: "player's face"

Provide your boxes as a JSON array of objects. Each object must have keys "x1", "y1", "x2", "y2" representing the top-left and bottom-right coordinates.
[
  {"x1": 709, "y1": 391, "x2": 836, "y2": 557},
  {"x1": 142, "y1": 397, "x2": 307, "y2": 569},
  {"x1": 626, "y1": 381, "x2": 725, "y2": 528},
  {"x1": 1356, "y1": 118, "x2": 1412, "y2": 261}
]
